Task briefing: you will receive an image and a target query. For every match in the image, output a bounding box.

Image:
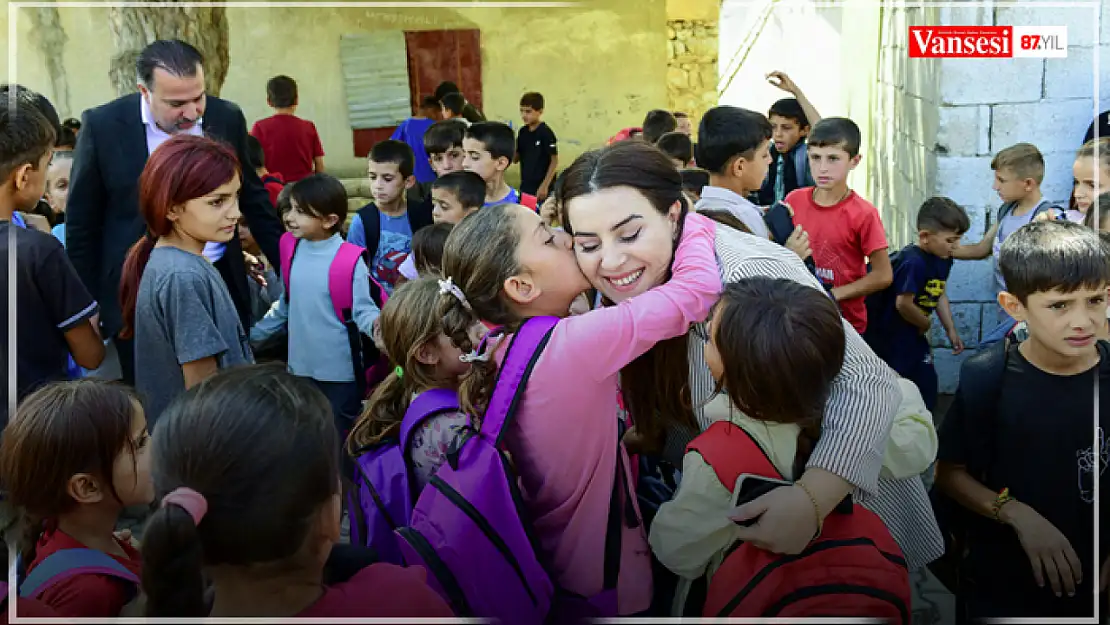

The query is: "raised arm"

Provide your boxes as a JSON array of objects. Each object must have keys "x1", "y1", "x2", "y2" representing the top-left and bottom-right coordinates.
[
  {"x1": 559, "y1": 212, "x2": 721, "y2": 381},
  {"x1": 65, "y1": 109, "x2": 107, "y2": 298}
]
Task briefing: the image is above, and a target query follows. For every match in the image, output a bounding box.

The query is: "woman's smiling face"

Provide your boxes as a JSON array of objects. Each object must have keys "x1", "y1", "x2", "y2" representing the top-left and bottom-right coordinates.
[{"x1": 565, "y1": 185, "x2": 680, "y2": 303}]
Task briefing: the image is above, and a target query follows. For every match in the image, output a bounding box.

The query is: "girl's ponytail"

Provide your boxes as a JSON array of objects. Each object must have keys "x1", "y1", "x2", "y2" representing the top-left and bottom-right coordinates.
[
  {"x1": 141, "y1": 502, "x2": 206, "y2": 616},
  {"x1": 439, "y1": 288, "x2": 497, "y2": 421},
  {"x1": 118, "y1": 234, "x2": 156, "y2": 340}
]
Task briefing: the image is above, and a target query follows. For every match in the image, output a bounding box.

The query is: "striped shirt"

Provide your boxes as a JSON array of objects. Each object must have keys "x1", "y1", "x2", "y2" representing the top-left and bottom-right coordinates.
[{"x1": 663, "y1": 225, "x2": 944, "y2": 570}]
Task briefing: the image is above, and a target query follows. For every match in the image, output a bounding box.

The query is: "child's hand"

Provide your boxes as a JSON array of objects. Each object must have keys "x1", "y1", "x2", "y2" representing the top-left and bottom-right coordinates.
[
  {"x1": 244, "y1": 252, "x2": 267, "y2": 287},
  {"x1": 785, "y1": 225, "x2": 811, "y2": 261},
  {"x1": 114, "y1": 528, "x2": 139, "y2": 548},
  {"x1": 948, "y1": 330, "x2": 965, "y2": 355},
  {"x1": 1000, "y1": 501, "x2": 1083, "y2": 597},
  {"x1": 767, "y1": 70, "x2": 801, "y2": 95}
]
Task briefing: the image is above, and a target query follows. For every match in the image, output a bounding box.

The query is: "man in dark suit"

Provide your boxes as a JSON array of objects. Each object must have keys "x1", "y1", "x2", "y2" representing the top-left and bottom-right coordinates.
[{"x1": 67, "y1": 39, "x2": 283, "y2": 385}]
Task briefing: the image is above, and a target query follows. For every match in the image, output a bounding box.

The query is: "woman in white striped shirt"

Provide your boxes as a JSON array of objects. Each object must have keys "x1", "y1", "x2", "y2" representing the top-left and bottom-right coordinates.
[{"x1": 558, "y1": 141, "x2": 943, "y2": 577}]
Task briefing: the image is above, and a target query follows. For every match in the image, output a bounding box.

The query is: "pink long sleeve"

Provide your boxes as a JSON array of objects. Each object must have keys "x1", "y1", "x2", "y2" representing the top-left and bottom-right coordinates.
[{"x1": 558, "y1": 212, "x2": 720, "y2": 382}]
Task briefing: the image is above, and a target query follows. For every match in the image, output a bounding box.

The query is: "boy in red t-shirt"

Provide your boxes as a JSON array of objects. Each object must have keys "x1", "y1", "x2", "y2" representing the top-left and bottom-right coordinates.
[
  {"x1": 784, "y1": 117, "x2": 891, "y2": 333},
  {"x1": 250, "y1": 75, "x2": 324, "y2": 183}
]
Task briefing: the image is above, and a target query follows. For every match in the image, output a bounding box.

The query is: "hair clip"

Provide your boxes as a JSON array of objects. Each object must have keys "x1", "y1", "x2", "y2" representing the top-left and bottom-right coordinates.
[
  {"x1": 439, "y1": 277, "x2": 473, "y2": 312},
  {"x1": 394, "y1": 366, "x2": 404, "y2": 379}
]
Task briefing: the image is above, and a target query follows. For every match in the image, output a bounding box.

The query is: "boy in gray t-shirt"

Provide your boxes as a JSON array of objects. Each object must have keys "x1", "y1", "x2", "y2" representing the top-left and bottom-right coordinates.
[{"x1": 136, "y1": 246, "x2": 253, "y2": 426}]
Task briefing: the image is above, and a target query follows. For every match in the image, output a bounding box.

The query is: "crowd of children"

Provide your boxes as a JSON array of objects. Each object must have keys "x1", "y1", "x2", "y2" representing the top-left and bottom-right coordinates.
[{"x1": 0, "y1": 45, "x2": 1107, "y2": 623}]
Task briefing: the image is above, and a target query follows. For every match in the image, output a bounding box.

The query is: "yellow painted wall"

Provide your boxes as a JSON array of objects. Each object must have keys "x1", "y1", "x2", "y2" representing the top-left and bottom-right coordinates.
[
  {"x1": 666, "y1": 0, "x2": 718, "y2": 21},
  {"x1": 2, "y1": 0, "x2": 668, "y2": 177}
]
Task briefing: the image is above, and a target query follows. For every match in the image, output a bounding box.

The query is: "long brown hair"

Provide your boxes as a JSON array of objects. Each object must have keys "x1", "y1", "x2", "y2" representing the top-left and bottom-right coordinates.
[
  {"x1": 0, "y1": 380, "x2": 140, "y2": 563},
  {"x1": 348, "y1": 277, "x2": 456, "y2": 454},
  {"x1": 438, "y1": 204, "x2": 526, "y2": 418},
  {"x1": 711, "y1": 278, "x2": 845, "y2": 477},
  {"x1": 118, "y1": 134, "x2": 240, "y2": 339},
  {"x1": 558, "y1": 140, "x2": 698, "y2": 452}
]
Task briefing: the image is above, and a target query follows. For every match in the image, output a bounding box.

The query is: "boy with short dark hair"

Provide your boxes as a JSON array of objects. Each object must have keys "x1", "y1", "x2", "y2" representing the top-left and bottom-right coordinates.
[
  {"x1": 515, "y1": 91, "x2": 558, "y2": 201},
  {"x1": 0, "y1": 96, "x2": 104, "y2": 424},
  {"x1": 396, "y1": 170, "x2": 485, "y2": 283},
  {"x1": 347, "y1": 140, "x2": 433, "y2": 294},
  {"x1": 441, "y1": 93, "x2": 468, "y2": 125},
  {"x1": 642, "y1": 109, "x2": 677, "y2": 144},
  {"x1": 391, "y1": 96, "x2": 441, "y2": 186},
  {"x1": 864, "y1": 196, "x2": 970, "y2": 410},
  {"x1": 250, "y1": 75, "x2": 325, "y2": 183},
  {"x1": 786, "y1": 117, "x2": 892, "y2": 334},
  {"x1": 936, "y1": 219, "x2": 1109, "y2": 619},
  {"x1": 246, "y1": 135, "x2": 285, "y2": 209},
  {"x1": 951, "y1": 142, "x2": 1059, "y2": 345},
  {"x1": 463, "y1": 122, "x2": 536, "y2": 209},
  {"x1": 758, "y1": 70, "x2": 821, "y2": 205},
  {"x1": 656, "y1": 131, "x2": 694, "y2": 169},
  {"x1": 424, "y1": 119, "x2": 468, "y2": 178},
  {"x1": 694, "y1": 105, "x2": 773, "y2": 238}
]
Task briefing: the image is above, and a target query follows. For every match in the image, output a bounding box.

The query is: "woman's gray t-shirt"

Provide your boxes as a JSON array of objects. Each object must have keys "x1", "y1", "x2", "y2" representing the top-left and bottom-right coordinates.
[{"x1": 135, "y1": 246, "x2": 253, "y2": 426}]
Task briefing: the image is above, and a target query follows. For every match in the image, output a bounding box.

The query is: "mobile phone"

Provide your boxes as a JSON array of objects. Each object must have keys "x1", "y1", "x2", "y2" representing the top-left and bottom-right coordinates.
[{"x1": 730, "y1": 473, "x2": 793, "y2": 527}]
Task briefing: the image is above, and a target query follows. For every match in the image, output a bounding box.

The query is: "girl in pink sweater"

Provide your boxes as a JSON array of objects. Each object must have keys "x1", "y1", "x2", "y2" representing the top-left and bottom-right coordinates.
[{"x1": 437, "y1": 193, "x2": 720, "y2": 614}]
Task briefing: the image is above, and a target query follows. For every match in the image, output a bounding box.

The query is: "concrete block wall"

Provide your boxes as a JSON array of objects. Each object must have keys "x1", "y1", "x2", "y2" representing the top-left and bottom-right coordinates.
[{"x1": 875, "y1": 3, "x2": 1108, "y2": 392}]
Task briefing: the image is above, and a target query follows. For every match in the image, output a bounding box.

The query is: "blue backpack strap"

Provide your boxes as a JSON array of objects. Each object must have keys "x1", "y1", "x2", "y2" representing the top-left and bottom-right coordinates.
[
  {"x1": 399, "y1": 388, "x2": 461, "y2": 453},
  {"x1": 482, "y1": 316, "x2": 559, "y2": 445},
  {"x1": 793, "y1": 143, "x2": 813, "y2": 188},
  {"x1": 19, "y1": 548, "x2": 139, "y2": 599}
]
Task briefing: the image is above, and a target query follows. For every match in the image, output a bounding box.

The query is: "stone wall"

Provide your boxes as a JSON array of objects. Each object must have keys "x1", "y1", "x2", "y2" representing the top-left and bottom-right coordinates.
[
  {"x1": 876, "y1": 3, "x2": 1110, "y2": 392},
  {"x1": 666, "y1": 19, "x2": 718, "y2": 125}
]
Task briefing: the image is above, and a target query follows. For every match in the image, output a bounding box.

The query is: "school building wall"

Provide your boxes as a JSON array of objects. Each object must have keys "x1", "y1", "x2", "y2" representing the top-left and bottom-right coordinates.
[{"x1": 1, "y1": 0, "x2": 669, "y2": 178}]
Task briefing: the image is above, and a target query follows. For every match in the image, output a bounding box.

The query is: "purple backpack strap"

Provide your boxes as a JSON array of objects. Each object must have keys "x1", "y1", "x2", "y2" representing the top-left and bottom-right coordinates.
[
  {"x1": 328, "y1": 242, "x2": 367, "y2": 323},
  {"x1": 481, "y1": 316, "x2": 559, "y2": 445},
  {"x1": 278, "y1": 231, "x2": 297, "y2": 297},
  {"x1": 399, "y1": 388, "x2": 461, "y2": 452},
  {"x1": 19, "y1": 548, "x2": 139, "y2": 599}
]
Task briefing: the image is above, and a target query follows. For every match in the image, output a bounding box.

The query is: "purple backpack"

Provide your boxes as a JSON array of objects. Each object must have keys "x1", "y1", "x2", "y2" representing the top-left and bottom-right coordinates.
[
  {"x1": 395, "y1": 316, "x2": 630, "y2": 624},
  {"x1": 348, "y1": 387, "x2": 461, "y2": 564}
]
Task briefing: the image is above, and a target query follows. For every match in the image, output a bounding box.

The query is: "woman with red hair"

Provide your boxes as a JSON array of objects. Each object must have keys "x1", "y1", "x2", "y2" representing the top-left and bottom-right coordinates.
[{"x1": 119, "y1": 135, "x2": 254, "y2": 428}]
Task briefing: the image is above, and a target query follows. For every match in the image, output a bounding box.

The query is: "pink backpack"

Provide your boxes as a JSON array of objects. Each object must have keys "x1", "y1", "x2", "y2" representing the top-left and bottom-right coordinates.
[{"x1": 278, "y1": 232, "x2": 390, "y2": 396}]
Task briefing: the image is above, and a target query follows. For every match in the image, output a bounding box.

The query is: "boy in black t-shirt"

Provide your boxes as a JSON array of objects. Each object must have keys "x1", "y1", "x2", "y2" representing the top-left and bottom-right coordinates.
[
  {"x1": 0, "y1": 92, "x2": 104, "y2": 425},
  {"x1": 937, "y1": 220, "x2": 1109, "y2": 620},
  {"x1": 864, "y1": 196, "x2": 969, "y2": 410},
  {"x1": 514, "y1": 92, "x2": 558, "y2": 201}
]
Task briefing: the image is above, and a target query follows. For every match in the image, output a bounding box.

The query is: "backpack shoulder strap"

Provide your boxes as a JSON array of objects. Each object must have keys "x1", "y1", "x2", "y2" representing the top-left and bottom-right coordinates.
[
  {"x1": 686, "y1": 420, "x2": 785, "y2": 490},
  {"x1": 279, "y1": 231, "x2": 298, "y2": 299},
  {"x1": 358, "y1": 203, "x2": 382, "y2": 260},
  {"x1": 19, "y1": 549, "x2": 139, "y2": 599},
  {"x1": 399, "y1": 388, "x2": 461, "y2": 452},
  {"x1": 996, "y1": 201, "x2": 1016, "y2": 222},
  {"x1": 520, "y1": 193, "x2": 539, "y2": 211},
  {"x1": 793, "y1": 143, "x2": 813, "y2": 188},
  {"x1": 482, "y1": 316, "x2": 560, "y2": 445},
  {"x1": 329, "y1": 241, "x2": 366, "y2": 323},
  {"x1": 958, "y1": 339, "x2": 1011, "y2": 475}
]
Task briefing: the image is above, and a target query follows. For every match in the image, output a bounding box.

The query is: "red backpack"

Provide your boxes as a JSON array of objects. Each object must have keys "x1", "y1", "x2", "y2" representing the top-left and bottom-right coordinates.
[{"x1": 688, "y1": 421, "x2": 911, "y2": 623}]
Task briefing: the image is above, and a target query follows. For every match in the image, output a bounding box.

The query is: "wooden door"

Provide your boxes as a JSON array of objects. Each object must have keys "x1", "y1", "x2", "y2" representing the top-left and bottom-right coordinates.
[
  {"x1": 353, "y1": 29, "x2": 483, "y2": 157},
  {"x1": 405, "y1": 29, "x2": 482, "y2": 111}
]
